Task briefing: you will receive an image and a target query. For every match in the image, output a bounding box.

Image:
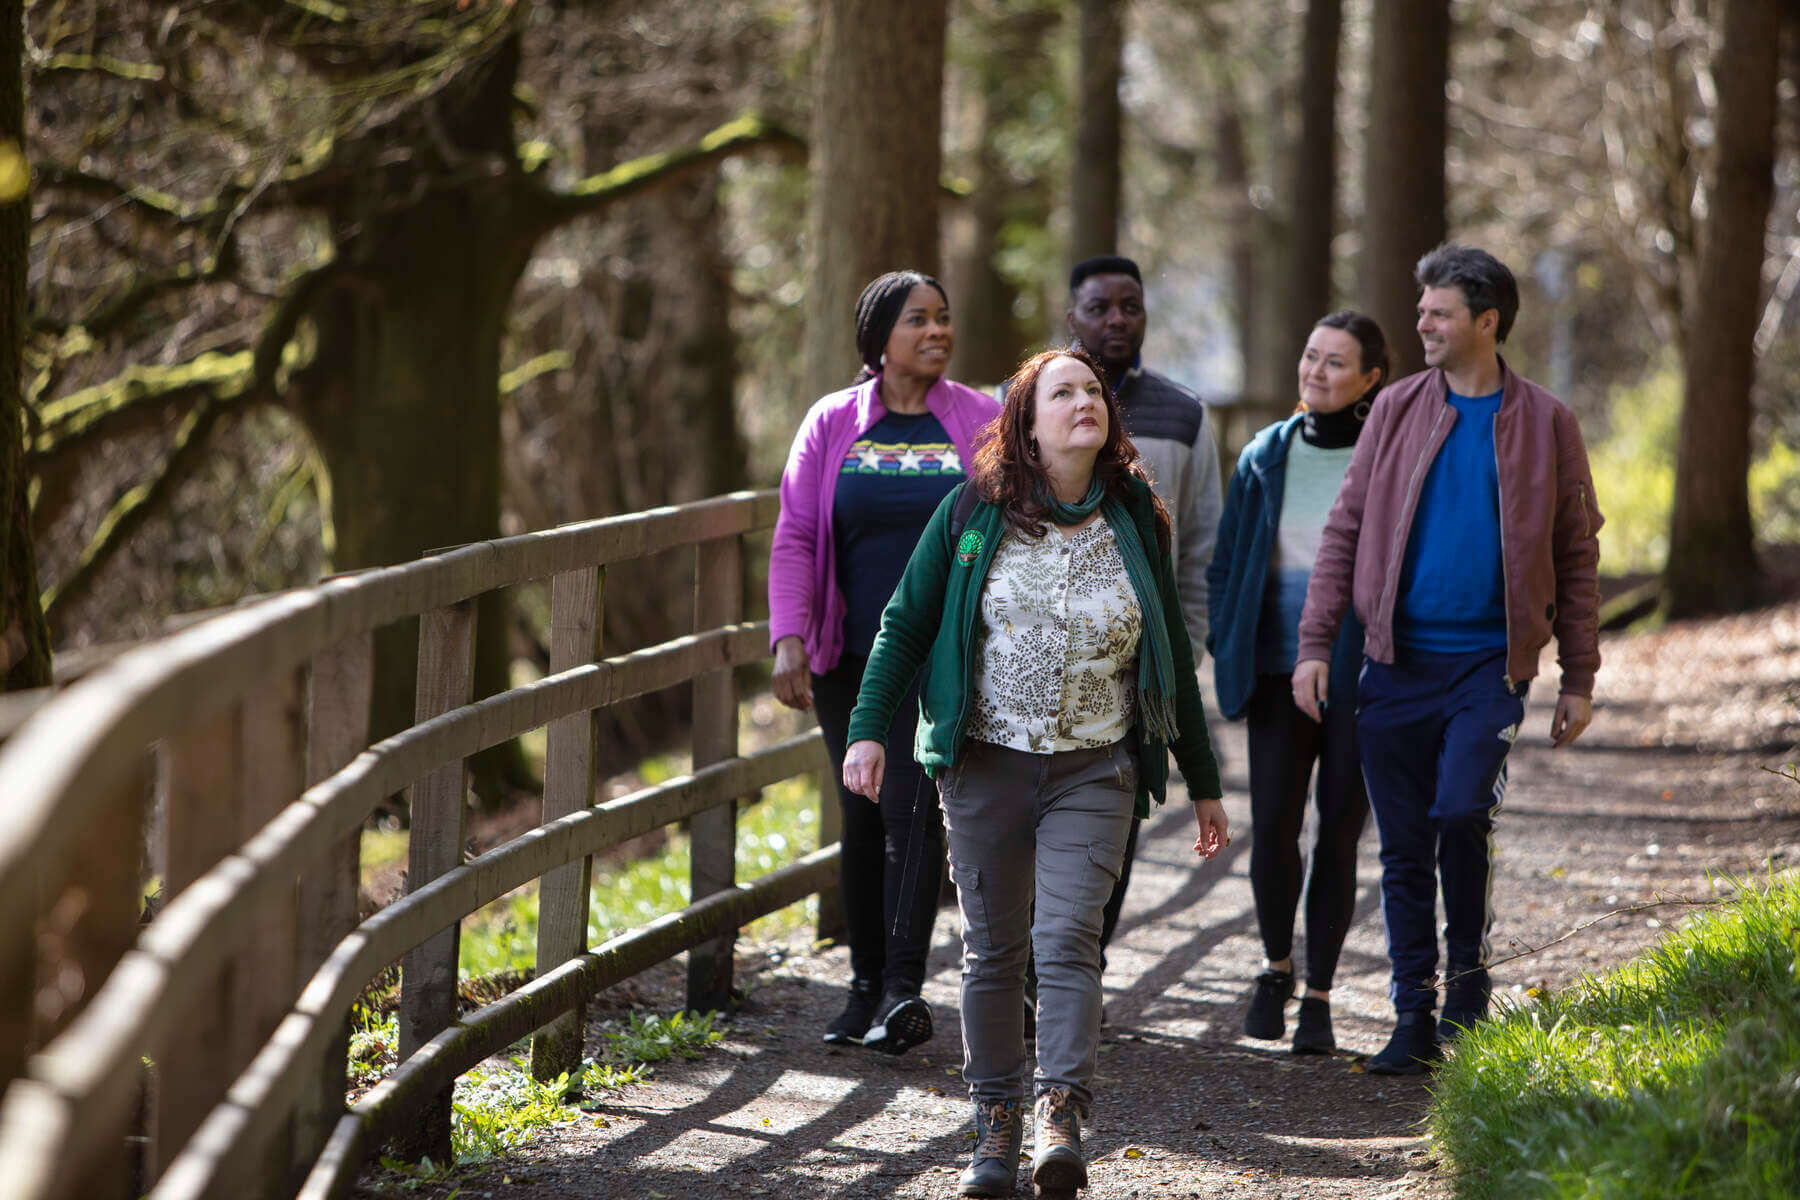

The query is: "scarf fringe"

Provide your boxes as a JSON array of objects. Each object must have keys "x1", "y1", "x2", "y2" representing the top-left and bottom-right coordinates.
[{"x1": 1140, "y1": 692, "x2": 1179, "y2": 746}]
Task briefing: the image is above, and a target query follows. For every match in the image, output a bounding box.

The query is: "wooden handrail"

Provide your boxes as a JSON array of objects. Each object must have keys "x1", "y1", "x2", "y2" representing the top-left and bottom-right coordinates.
[
  {"x1": 150, "y1": 742, "x2": 832, "y2": 1200},
  {"x1": 0, "y1": 488, "x2": 824, "y2": 1200},
  {"x1": 0, "y1": 492, "x2": 778, "y2": 944}
]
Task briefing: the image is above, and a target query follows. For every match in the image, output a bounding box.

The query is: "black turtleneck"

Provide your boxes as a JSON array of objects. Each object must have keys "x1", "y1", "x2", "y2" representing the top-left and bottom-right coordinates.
[{"x1": 1301, "y1": 402, "x2": 1366, "y2": 449}]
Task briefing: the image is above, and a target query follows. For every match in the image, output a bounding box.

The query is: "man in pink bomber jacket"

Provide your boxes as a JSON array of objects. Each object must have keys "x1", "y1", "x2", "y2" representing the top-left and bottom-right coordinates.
[{"x1": 1290, "y1": 244, "x2": 1604, "y2": 1074}]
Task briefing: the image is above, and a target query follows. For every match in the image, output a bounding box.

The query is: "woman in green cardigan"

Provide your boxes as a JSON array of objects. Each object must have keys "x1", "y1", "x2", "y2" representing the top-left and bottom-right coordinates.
[{"x1": 843, "y1": 347, "x2": 1229, "y2": 1199}]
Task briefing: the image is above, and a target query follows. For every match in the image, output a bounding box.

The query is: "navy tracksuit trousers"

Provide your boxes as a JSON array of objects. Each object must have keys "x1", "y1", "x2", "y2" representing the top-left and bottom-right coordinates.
[{"x1": 1356, "y1": 647, "x2": 1525, "y2": 1014}]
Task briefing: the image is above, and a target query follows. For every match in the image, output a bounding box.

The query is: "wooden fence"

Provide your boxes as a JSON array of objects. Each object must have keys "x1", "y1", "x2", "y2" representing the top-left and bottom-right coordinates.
[{"x1": 0, "y1": 489, "x2": 837, "y2": 1199}]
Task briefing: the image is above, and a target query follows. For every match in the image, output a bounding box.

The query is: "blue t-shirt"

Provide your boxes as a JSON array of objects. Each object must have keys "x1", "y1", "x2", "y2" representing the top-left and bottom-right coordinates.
[
  {"x1": 1394, "y1": 389, "x2": 1508, "y2": 653},
  {"x1": 833, "y1": 411, "x2": 965, "y2": 657}
]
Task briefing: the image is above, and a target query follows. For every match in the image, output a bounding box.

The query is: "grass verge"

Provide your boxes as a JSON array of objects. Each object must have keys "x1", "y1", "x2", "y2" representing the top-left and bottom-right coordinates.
[
  {"x1": 359, "y1": 1009, "x2": 723, "y2": 1190},
  {"x1": 1430, "y1": 872, "x2": 1800, "y2": 1199}
]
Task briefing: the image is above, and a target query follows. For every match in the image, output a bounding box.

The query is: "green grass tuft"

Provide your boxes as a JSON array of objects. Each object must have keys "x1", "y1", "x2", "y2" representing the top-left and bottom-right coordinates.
[
  {"x1": 1431, "y1": 873, "x2": 1800, "y2": 1199},
  {"x1": 600, "y1": 1009, "x2": 725, "y2": 1064}
]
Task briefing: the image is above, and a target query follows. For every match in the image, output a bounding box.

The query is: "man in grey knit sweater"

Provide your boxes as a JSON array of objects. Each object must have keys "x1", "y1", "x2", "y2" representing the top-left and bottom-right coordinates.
[{"x1": 1066, "y1": 254, "x2": 1223, "y2": 952}]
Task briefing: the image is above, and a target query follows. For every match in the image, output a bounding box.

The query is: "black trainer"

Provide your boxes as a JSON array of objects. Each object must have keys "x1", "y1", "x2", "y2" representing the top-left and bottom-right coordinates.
[
  {"x1": 959, "y1": 1097, "x2": 1023, "y2": 1197},
  {"x1": 1244, "y1": 969, "x2": 1295, "y2": 1040},
  {"x1": 1291, "y1": 996, "x2": 1336, "y2": 1054},
  {"x1": 822, "y1": 979, "x2": 881, "y2": 1045},
  {"x1": 1440, "y1": 966, "x2": 1492, "y2": 1043},
  {"x1": 1366, "y1": 1011, "x2": 1442, "y2": 1075},
  {"x1": 863, "y1": 991, "x2": 933, "y2": 1056}
]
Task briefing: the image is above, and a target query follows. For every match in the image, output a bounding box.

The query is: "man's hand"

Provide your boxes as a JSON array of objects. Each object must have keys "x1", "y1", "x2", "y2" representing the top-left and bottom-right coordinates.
[
  {"x1": 772, "y1": 636, "x2": 812, "y2": 711},
  {"x1": 842, "y1": 739, "x2": 886, "y2": 802},
  {"x1": 1291, "y1": 659, "x2": 1330, "y2": 723},
  {"x1": 1550, "y1": 694, "x2": 1592, "y2": 747},
  {"x1": 1191, "y1": 796, "x2": 1229, "y2": 860}
]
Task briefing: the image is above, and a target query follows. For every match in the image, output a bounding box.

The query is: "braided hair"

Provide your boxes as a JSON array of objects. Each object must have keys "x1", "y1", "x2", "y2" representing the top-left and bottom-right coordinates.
[{"x1": 852, "y1": 270, "x2": 948, "y2": 384}]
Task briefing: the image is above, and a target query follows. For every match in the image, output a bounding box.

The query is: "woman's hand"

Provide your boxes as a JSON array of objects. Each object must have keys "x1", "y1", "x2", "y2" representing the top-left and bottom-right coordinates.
[
  {"x1": 842, "y1": 740, "x2": 886, "y2": 803},
  {"x1": 1191, "y1": 796, "x2": 1230, "y2": 860},
  {"x1": 772, "y1": 636, "x2": 813, "y2": 711},
  {"x1": 1291, "y1": 659, "x2": 1329, "y2": 723}
]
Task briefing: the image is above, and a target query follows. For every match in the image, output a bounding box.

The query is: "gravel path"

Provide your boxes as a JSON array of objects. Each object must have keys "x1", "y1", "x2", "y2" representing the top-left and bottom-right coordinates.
[{"x1": 354, "y1": 598, "x2": 1800, "y2": 1200}]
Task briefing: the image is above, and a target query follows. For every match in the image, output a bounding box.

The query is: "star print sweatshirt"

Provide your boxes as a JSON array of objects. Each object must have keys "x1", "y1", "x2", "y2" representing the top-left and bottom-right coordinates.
[{"x1": 769, "y1": 374, "x2": 1000, "y2": 675}]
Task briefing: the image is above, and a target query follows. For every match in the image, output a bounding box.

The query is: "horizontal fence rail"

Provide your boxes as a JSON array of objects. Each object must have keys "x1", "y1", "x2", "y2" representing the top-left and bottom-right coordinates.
[{"x1": 0, "y1": 489, "x2": 847, "y2": 1200}]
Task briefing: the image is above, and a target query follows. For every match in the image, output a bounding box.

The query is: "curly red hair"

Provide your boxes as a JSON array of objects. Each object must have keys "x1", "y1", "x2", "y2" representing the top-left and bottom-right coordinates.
[{"x1": 971, "y1": 346, "x2": 1170, "y2": 549}]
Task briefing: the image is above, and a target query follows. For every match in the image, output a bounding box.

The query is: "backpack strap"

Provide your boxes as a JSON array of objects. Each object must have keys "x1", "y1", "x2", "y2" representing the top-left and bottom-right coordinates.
[{"x1": 949, "y1": 482, "x2": 981, "y2": 543}]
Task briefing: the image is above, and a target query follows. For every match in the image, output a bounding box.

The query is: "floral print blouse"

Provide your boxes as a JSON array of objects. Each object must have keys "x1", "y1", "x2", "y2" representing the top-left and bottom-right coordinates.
[{"x1": 966, "y1": 517, "x2": 1144, "y2": 753}]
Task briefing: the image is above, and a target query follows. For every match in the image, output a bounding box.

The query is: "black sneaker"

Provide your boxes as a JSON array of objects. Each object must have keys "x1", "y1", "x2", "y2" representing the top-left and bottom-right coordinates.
[
  {"x1": 1244, "y1": 970, "x2": 1295, "y2": 1040},
  {"x1": 1366, "y1": 1011, "x2": 1442, "y2": 1075},
  {"x1": 1440, "y1": 966, "x2": 1492, "y2": 1043},
  {"x1": 863, "y1": 992, "x2": 933, "y2": 1056},
  {"x1": 1291, "y1": 996, "x2": 1336, "y2": 1054},
  {"x1": 822, "y1": 980, "x2": 881, "y2": 1045}
]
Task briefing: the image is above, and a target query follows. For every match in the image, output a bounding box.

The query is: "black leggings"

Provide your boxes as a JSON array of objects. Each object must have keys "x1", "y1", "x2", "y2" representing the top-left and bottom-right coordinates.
[
  {"x1": 1245, "y1": 672, "x2": 1369, "y2": 992},
  {"x1": 813, "y1": 657, "x2": 944, "y2": 995}
]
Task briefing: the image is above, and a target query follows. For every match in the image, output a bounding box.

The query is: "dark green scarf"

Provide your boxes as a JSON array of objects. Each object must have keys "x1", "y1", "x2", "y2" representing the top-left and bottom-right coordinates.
[{"x1": 1037, "y1": 476, "x2": 1179, "y2": 743}]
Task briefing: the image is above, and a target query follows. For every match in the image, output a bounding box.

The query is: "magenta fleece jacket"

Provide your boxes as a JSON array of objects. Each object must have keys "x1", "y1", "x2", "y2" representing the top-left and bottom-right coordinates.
[{"x1": 768, "y1": 374, "x2": 1000, "y2": 675}]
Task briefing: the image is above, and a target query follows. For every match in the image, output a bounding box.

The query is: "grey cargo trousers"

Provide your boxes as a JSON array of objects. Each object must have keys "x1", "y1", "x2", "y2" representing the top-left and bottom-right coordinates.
[{"x1": 937, "y1": 738, "x2": 1137, "y2": 1110}]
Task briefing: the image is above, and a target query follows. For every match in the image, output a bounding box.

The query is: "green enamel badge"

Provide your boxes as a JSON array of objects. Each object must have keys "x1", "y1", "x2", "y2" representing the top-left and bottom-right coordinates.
[{"x1": 956, "y1": 529, "x2": 984, "y2": 564}]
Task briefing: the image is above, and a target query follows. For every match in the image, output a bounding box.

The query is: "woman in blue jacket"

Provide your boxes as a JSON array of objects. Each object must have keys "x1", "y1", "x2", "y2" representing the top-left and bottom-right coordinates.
[{"x1": 1206, "y1": 311, "x2": 1387, "y2": 1054}]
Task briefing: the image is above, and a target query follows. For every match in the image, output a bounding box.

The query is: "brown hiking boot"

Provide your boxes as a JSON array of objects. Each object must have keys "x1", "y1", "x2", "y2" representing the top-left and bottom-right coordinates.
[
  {"x1": 959, "y1": 1098, "x2": 1022, "y2": 1197},
  {"x1": 1031, "y1": 1087, "x2": 1087, "y2": 1192}
]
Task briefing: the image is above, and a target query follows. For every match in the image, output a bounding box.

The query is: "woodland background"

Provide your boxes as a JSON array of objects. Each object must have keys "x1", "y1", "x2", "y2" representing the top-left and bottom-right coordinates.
[{"x1": 2, "y1": 0, "x2": 1796, "y2": 801}]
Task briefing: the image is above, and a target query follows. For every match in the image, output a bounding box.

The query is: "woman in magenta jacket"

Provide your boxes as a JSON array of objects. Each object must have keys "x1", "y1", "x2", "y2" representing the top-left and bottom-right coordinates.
[{"x1": 768, "y1": 270, "x2": 999, "y2": 1053}]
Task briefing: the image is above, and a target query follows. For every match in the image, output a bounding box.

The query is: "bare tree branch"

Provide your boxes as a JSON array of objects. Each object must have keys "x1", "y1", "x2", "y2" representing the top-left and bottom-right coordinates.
[
  {"x1": 31, "y1": 163, "x2": 215, "y2": 226},
  {"x1": 1422, "y1": 890, "x2": 1739, "y2": 1001},
  {"x1": 30, "y1": 239, "x2": 238, "y2": 339},
  {"x1": 29, "y1": 255, "x2": 336, "y2": 534},
  {"x1": 41, "y1": 396, "x2": 232, "y2": 623},
  {"x1": 37, "y1": 53, "x2": 165, "y2": 82},
  {"x1": 529, "y1": 114, "x2": 805, "y2": 233},
  {"x1": 32, "y1": 350, "x2": 252, "y2": 457}
]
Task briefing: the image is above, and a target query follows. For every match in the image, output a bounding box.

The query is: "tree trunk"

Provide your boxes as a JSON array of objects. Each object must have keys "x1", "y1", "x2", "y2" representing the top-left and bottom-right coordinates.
[
  {"x1": 801, "y1": 0, "x2": 948, "y2": 404},
  {"x1": 1070, "y1": 0, "x2": 1124, "y2": 264},
  {"x1": 1281, "y1": 0, "x2": 1342, "y2": 381},
  {"x1": 943, "y1": 6, "x2": 1057, "y2": 385},
  {"x1": 944, "y1": 135, "x2": 1025, "y2": 387},
  {"x1": 1663, "y1": 0, "x2": 1781, "y2": 618},
  {"x1": 0, "y1": 0, "x2": 50, "y2": 692},
  {"x1": 293, "y1": 43, "x2": 536, "y2": 799},
  {"x1": 1360, "y1": 0, "x2": 1449, "y2": 381},
  {"x1": 1214, "y1": 95, "x2": 1258, "y2": 400}
]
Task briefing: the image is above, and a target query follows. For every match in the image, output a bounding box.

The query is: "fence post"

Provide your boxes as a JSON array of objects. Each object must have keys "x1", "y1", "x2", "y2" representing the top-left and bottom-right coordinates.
[
  {"x1": 686, "y1": 534, "x2": 742, "y2": 1014},
  {"x1": 394, "y1": 600, "x2": 476, "y2": 1166},
  {"x1": 152, "y1": 706, "x2": 243, "y2": 1184},
  {"x1": 531, "y1": 566, "x2": 602, "y2": 1082},
  {"x1": 37, "y1": 753, "x2": 153, "y2": 1200},
  {"x1": 219, "y1": 667, "x2": 308, "y2": 1199},
  {"x1": 291, "y1": 633, "x2": 374, "y2": 1191}
]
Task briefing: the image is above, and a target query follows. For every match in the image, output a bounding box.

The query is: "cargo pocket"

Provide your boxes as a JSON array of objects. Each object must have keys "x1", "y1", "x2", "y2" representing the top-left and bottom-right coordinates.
[
  {"x1": 948, "y1": 858, "x2": 992, "y2": 952},
  {"x1": 1038, "y1": 839, "x2": 1121, "y2": 922}
]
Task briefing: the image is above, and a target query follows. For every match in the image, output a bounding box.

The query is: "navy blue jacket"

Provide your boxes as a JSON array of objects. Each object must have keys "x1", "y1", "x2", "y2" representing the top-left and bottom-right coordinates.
[{"x1": 1205, "y1": 415, "x2": 1364, "y2": 720}]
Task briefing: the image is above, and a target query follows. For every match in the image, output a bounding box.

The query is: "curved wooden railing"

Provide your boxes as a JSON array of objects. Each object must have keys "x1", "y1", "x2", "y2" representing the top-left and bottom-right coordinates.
[{"x1": 0, "y1": 490, "x2": 836, "y2": 1200}]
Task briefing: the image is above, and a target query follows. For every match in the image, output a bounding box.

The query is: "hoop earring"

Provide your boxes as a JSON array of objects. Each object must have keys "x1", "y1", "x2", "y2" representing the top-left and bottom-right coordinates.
[{"x1": 1354, "y1": 399, "x2": 1372, "y2": 420}]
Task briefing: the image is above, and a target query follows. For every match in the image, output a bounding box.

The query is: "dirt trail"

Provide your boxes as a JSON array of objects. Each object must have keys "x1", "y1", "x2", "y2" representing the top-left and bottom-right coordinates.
[{"x1": 354, "y1": 599, "x2": 1800, "y2": 1200}]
